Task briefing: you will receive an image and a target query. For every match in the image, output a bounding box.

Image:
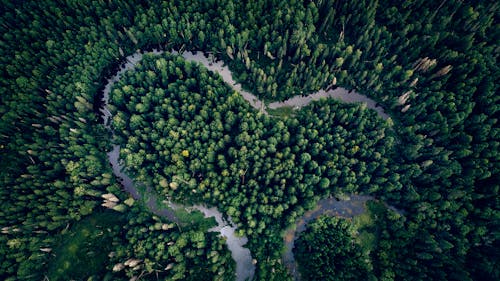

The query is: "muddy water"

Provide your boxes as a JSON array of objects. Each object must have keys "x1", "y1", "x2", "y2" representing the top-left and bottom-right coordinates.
[{"x1": 268, "y1": 88, "x2": 389, "y2": 120}]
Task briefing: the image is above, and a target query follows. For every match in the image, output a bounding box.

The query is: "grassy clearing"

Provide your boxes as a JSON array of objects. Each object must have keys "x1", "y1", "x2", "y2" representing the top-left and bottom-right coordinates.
[
  {"x1": 46, "y1": 211, "x2": 125, "y2": 281},
  {"x1": 350, "y1": 199, "x2": 394, "y2": 274},
  {"x1": 267, "y1": 106, "x2": 295, "y2": 118},
  {"x1": 348, "y1": 200, "x2": 387, "y2": 272},
  {"x1": 352, "y1": 201, "x2": 387, "y2": 253},
  {"x1": 177, "y1": 207, "x2": 217, "y2": 231},
  {"x1": 155, "y1": 197, "x2": 217, "y2": 231},
  {"x1": 133, "y1": 181, "x2": 217, "y2": 231},
  {"x1": 353, "y1": 207, "x2": 376, "y2": 252}
]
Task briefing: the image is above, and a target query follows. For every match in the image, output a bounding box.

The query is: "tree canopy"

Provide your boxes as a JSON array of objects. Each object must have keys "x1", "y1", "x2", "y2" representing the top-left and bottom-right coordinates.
[{"x1": 0, "y1": 0, "x2": 498, "y2": 280}]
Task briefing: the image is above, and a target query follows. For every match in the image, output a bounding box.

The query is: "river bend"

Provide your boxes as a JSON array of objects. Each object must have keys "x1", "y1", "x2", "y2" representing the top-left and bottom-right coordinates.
[{"x1": 101, "y1": 49, "x2": 395, "y2": 281}]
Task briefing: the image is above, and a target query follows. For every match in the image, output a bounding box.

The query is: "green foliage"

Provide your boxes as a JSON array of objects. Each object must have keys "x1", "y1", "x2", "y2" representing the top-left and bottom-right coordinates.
[
  {"x1": 109, "y1": 54, "x2": 397, "y2": 281},
  {"x1": 46, "y1": 211, "x2": 124, "y2": 281},
  {"x1": 109, "y1": 205, "x2": 235, "y2": 281},
  {"x1": 294, "y1": 216, "x2": 372, "y2": 281},
  {"x1": 352, "y1": 201, "x2": 380, "y2": 254},
  {"x1": 267, "y1": 106, "x2": 295, "y2": 118},
  {"x1": 0, "y1": 0, "x2": 497, "y2": 280}
]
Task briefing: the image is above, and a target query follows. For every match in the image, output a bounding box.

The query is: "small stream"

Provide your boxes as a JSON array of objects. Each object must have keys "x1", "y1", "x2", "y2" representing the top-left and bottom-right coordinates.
[
  {"x1": 268, "y1": 88, "x2": 389, "y2": 120},
  {"x1": 172, "y1": 50, "x2": 390, "y2": 119},
  {"x1": 101, "y1": 49, "x2": 395, "y2": 281}
]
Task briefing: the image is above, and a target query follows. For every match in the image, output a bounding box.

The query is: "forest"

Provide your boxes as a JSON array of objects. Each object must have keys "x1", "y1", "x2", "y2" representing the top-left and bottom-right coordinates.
[{"x1": 1, "y1": 0, "x2": 498, "y2": 280}]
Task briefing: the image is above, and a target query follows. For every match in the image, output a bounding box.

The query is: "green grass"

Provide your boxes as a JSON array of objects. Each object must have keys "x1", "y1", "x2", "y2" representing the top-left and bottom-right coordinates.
[
  {"x1": 112, "y1": 173, "x2": 218, "y2": 232},
  {"x1": 352, "y1": 201, "x2": 387, "y2": 254},
  {"x1": 136, "y1": 186, "x2": 217, "y2": 232},
  {"x1": 46, "y1": 211, "x2": 125, "y2": 281},
  {"x1": 155, "y1": 198, "x2": 218, "y2": 231},
  {"x1": 177, "y1": 208, "x2": 217, "y2": 230},
  {"x1": 267, "y1": 106, "x2": 295, "y2": 118},
  {"x1": 348, "y1": 200, "x2": 388, "y2": 272}
]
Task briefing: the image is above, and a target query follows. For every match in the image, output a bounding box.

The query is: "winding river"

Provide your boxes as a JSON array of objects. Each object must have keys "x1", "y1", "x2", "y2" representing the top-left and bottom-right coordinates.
[
  {"x1": 282, "y1": 195, "x2": 404, "y2": 281},
  {"x1": 101, "y1": 49, "x2": 396, "y2": 281}
]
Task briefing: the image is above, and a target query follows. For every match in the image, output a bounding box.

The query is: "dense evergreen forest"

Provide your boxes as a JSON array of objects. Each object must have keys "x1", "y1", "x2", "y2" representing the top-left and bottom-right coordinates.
[
  {"x1": 294, "y1": 215, "x2": 371, "y2": 281},
  {"x1": 1, "y1": 0, "x2": 498, "y2": 280}
]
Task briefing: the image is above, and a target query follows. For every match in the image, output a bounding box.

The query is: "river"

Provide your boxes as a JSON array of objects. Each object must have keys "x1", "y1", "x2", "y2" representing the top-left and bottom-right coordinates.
[
  {"x1": 171, "y1": 50, "x2": 390, "y2": 119},
  {"x1": 268, "y1": 89, "x2": 389, "y2": 120},
  {"x1": 101, "y1": 49, "x2": 395, "y2": 281},
  {"x1": 102, "y1": 50, "x2": 255, "y2": 281},
  {"x1": 283, "y1": 195, "x2": 379, "y2": 280}
]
